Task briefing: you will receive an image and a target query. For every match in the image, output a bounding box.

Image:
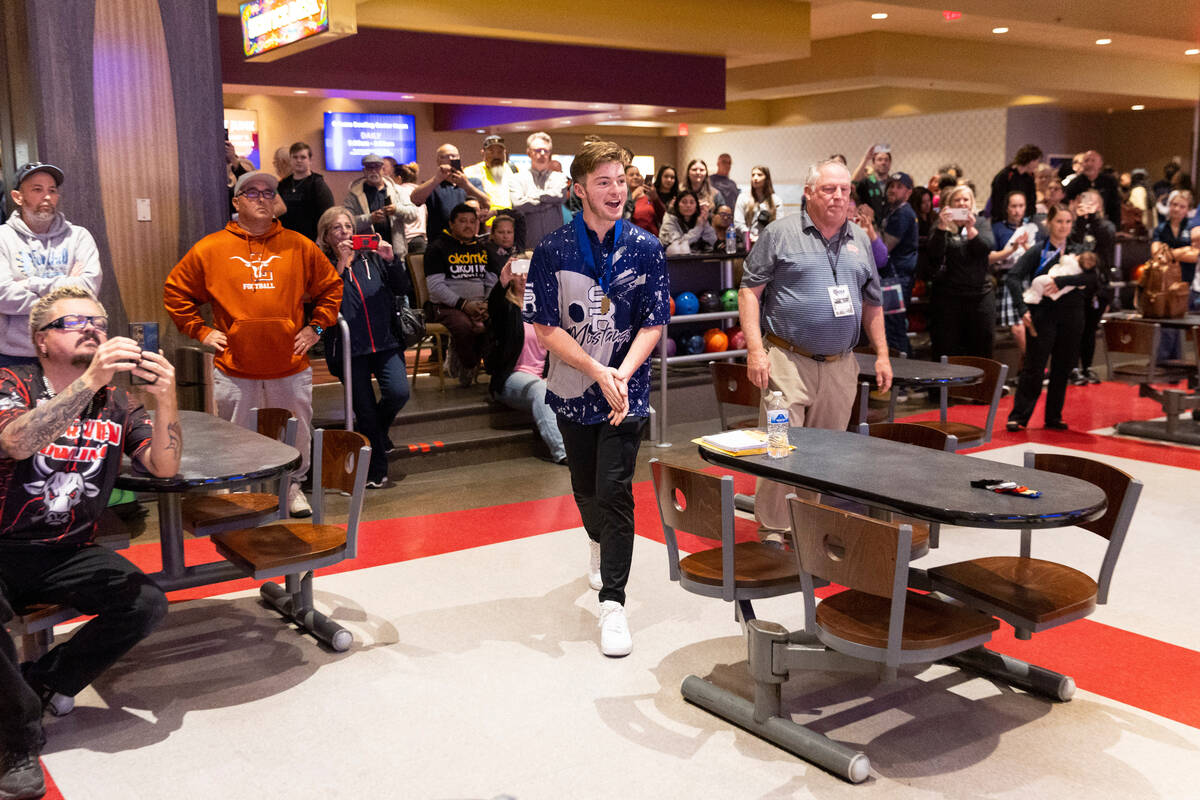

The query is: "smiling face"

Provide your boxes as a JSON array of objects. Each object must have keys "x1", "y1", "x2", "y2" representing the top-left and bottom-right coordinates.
[
  {"x1": 12, "y1": 171, "x2": 60, "y2": 229},
  {"x1": 624, "y1": 165, "x2": 643, "y2": 189},
  {"x1": 574, "y1": 160, "x2": 627, "y2": 227},
  {"x1": 687, "y1": 161, "x2": 707, "y2": 190},
  {"x1": 676, "y1": 194, "x2": 698, "y2": 216},
  {"x1": 872, "y1": 151, "x2": 892, "y2": 177}
]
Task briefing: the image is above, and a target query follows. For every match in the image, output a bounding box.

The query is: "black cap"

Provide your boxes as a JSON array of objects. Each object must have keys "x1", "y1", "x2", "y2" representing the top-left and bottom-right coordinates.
[
  {"x1": 15, "y1": 162, "x2": 64, "y2": 188},
  {"x1": 482, "y1": 134, "x2": 505, "y2": 148},
  {"x1": 886, "y1": 171, "x2": 913, "y2": 190}
]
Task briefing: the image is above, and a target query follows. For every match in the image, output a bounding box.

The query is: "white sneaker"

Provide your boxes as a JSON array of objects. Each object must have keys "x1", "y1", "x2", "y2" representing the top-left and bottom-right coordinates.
[
  {"x1": 288, "y1": 484, "x2": 312, "y2": 518},
  {"x1": 588, "y1": 539, "x2": 602, "y2": 590},
  {"x1": 598, "y1": 600, "x2": 632, "y2": 657}
]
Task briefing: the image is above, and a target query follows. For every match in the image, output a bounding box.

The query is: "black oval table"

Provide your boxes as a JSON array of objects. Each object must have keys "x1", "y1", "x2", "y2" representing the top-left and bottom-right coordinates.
[
  {"x1": 117, "y1": 410, "x2": 301, "y2": 591},
  {"x1": 853, "y1": 351, "x2": 984, "y2": 389},
  {"x1": 687, "y1": 426, "x2": 1108, "y2": 781}
]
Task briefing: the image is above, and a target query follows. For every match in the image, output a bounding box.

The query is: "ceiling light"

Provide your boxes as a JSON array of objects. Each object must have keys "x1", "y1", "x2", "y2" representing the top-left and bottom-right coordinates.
[
  {"x1": 476, "y1": 129, "x2": 485, "y2": 134},
  {"x1": 871, "y1": 12, "x2": 888, "y2": 20},
  {"x1": 560, "y1": 121, "x2": 571, "y2": 125},
  {"x1": 499, "y1": 100, "x2": 513, "y2": 104},
  {"x1": 292, "y1": 89, "x2": 308, "y2": 94},
  {"x1": 666, "y1": 108, "x2": 677, "y2": 113},
  {"x1": 1186, "y1": 48, "x2": 1200, "y2": 55},
  {"x1": 704, "y1": 126, "x2": 724, "y2": 133},
  {"x1": 1096, "y1": 38, "x2": 1112, "y2": 45},
  {"x1": 1131, "y1": 104, "x2": 1145, "y2": 111},
  {"x1": 400, "y1": 94, "x2": 414, "y2": 99},
  {"x1": 992, "y1": 27, "x2": 1008, "y2": 34},
  {"x1": 587, "y1": 103, "x2": 604, "y2": 109},
  {"x1": 595, "y1": 120, "x2": 667, "y2": 128}
]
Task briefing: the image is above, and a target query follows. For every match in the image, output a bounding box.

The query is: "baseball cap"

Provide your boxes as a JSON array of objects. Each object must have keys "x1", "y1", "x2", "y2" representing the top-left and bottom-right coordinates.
[
  {"x1": 886, "y1": 171, "x2": 914, "y2": 190},
  {"x1": 361, "y1": 153, "x2": 385, "y2": 166},
  {"x1": 482, "y1": 134, "x2": 506, "y2": 148},
  {"x1": 233, "y1": 170, "x2": 279, "y2": 196},
  {"x1": 16, "y1": 162, "x2": 65, "y2": 187}
]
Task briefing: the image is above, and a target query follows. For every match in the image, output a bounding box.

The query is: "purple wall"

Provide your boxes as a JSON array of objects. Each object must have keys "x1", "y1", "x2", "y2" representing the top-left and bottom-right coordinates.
[{"x1": 218, "y1": 16, "x2": 725, "y2": 118}]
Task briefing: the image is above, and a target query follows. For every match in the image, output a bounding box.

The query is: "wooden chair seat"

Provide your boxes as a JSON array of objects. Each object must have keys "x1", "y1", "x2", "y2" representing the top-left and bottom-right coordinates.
[
  {"x1": 816, "y1": 589, "x2": 999, "y2": 651},
  {"x1": 927, "y1": 556, "x2": 1097, "y2": 625},
  {"x1": 911, "y1": 419, "x2": 982, "y2": 445},
  {"x1": 212, "y1": 522, "x2": 348, "y2": 576},
  {"x1": 679, "y1": 541, "x2": 798, "y2": 589},
  {"x1": 182, "y1": 493, "x2": 279, "y2": 528}
]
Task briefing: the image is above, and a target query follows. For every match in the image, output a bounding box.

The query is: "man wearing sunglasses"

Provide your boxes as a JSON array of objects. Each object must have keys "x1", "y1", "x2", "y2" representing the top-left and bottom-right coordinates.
[
  {"x1": 164, "y1": 170, "x2": 342, "y2": 518},
  {"x1": 0, "y1": 162, "x2": 103, "y2": 371},
  {"x1": 0, "y1": 286, "x2": 179, "y2": 800}
]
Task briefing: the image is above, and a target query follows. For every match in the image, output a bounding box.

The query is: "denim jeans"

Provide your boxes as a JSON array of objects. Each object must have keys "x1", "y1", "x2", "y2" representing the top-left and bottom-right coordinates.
[
  {"x1": 344, "y1": 348, "x2": 410, "y2": 480},
  {"x1": 498, "y1": 371, "x2": 566, "y2": 461}
]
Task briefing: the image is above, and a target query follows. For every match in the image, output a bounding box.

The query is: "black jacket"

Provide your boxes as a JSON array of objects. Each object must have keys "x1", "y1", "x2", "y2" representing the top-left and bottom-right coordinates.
[
  {"x1": 1006, "y1": 243, "x2": 1099, "y2": 319},
  {"x1": 485, "y1": 277, "x2": 527, "y2": 397},
  {"x1": 322, "y1": 250, "x2": 410, "y2": 371}
]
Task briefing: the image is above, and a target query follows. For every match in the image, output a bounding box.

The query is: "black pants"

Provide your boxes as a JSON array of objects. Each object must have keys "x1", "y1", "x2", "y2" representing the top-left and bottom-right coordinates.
[
  {"x1": 0, "y1": 544, "x2": 167, "y2": 750},
  {"x1": 930, "y1": 288, "x2": 995, "y2": 360},
  {"x1": 558, "y1": 416, "x2": 647, "y2": 606},
  {"x1": 333, "y1": 348, "x2": 410, "y2": 480},
  {"x1": 1079, "y1": 293, "x2": 1108, "y2": 371},
  {"x1": 1009, "y1": 300, "x2": 1085, "y2": 426}
]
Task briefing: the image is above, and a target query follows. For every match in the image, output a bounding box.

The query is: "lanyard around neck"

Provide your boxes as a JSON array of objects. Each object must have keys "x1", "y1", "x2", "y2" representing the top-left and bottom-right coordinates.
[
  {"x1": 575, "y1": 215, "x2": 622, "y2": 295},
  {"x1": 1038, "y1": 240, "x2": 1062, "y2": 274}
]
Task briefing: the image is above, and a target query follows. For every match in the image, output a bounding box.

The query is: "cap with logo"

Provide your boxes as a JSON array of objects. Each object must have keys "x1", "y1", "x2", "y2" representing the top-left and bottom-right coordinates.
[
  {"x1": 886, "y1": 171, "x2": 914, "y2": 190},
  {"x1": 482, "y1": 134, "x2": 505, "y2": 148},
  {"x1": 16, "y1": 162, "x2": 65, "y2": 188},
  {"x1": 361, "y1": 153, "x2": 385, "y2": 166},
  {"x1": 233, "y1": 170, "x2": 279, "y2": 196}
]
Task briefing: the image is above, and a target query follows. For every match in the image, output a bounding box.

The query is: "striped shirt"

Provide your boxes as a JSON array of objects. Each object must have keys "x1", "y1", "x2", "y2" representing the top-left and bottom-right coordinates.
[{"x1": 741, "y1": 207, "x2": 881, "y2": 355}]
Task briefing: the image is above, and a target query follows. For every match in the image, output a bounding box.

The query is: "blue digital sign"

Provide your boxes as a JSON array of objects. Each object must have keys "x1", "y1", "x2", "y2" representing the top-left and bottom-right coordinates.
[{"x1": 323, "y1": 112, "x2": 417, "y2": 172}]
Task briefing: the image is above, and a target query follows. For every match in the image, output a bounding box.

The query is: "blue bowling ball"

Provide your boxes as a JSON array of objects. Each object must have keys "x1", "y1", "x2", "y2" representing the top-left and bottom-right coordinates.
[
  {"x1": 674, "y1": 291, "x2": 699, "y2": 315},
  {"x1": 685, "y1": 334, "x2": 705, "y2": 354}
]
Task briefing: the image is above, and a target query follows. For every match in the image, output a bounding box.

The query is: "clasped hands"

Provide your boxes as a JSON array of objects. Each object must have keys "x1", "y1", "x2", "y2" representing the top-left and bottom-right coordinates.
[{"x1": 595, "y1": 366, "x2": 631, "y2": 425}]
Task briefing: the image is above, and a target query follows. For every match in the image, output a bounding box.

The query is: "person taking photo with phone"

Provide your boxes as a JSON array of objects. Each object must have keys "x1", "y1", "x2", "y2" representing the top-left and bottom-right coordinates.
[
  {"x1": 408, "y1": 143, "x2": 492, "y2": 244},
  {"x1": 926, "y1": 184, "x2": 996, "y2": 361}
]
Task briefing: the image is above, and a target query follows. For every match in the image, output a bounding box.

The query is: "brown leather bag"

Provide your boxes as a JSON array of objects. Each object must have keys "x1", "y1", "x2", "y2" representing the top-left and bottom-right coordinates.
[{"x1": 1136, "y1": 247, "x2": 1190, "y2": 318}]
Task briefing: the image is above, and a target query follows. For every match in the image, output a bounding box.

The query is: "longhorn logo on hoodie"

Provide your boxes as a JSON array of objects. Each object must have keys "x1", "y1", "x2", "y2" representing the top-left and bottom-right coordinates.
[{"x1": 230, "y1": 254, "x2": 280, "y2": 289}]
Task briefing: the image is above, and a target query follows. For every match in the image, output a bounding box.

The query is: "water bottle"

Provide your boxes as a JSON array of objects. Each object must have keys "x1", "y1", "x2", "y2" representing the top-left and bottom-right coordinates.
[
  {"x1": 725, "y1": 225, "x2": 737, "y2": 254},
  {"x1": 766, "y1": 391, "x2": 789, "y2": 459}
]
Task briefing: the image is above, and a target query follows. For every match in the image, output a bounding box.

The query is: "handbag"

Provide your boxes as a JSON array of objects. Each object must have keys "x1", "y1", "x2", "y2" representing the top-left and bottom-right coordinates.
[{"x1": 392, "y1": 295, "x2": 426, "y2": 347}]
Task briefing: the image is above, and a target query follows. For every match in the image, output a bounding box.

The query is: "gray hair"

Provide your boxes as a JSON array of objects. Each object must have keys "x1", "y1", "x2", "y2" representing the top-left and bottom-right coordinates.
[
  {"x1": 526, "y1": 132, "x2": 552, "y2": 151},
  {"x1": 805, "y1": 159, "x2": 850, "y2": 188}
]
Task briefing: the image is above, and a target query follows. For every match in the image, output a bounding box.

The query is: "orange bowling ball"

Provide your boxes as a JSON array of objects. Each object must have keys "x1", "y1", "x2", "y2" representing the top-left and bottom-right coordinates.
[{"x1": 704, "y1": 329, "x2": 728, "y2": 352}]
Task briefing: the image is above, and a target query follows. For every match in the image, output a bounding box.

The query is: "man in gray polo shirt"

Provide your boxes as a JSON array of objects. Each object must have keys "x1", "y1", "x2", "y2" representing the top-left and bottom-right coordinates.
[{"x1": 737, "y1": 158, "x2": 892, "y2": 545}]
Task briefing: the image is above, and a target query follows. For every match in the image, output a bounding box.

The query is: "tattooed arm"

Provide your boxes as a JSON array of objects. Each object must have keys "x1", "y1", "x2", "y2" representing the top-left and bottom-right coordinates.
[{"x1": 0, "y1": 336, "x2": 143, "y2": 461}]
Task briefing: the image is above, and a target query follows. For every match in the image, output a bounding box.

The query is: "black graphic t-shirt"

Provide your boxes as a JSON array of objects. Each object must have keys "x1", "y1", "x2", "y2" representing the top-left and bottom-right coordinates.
[{"x1": 0, "y1": 365, "x2": 152, "y2": 546}]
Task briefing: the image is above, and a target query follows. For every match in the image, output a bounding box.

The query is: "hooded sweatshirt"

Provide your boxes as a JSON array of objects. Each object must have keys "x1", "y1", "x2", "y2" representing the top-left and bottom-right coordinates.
[
  {"x1": 163, "y1": 219, "x2": 342, "y2": 380},
  {"x1": 0, "y1": 210, "x2": 102, "y2": 357}
]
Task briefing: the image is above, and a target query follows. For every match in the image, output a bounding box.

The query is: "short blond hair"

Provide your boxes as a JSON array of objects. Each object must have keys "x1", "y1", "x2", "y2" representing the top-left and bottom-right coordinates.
[{"x1": 29, "y1": 286, "x2": 105, "y2": 341}]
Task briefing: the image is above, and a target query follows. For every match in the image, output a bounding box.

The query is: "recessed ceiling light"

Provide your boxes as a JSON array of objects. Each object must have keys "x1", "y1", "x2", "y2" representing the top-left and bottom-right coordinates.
[
  {"x1": 704, "y1": 126, "x2": 724, "y2": 133},
  {"x1": 292, "y1": 89, "x2": 308, "y2": 94},
  {"x1": 1096, "y1": 38, "x2": 1112, "y2": 45},
  {"x1": 560, "y1": 121, "x2": 571, "y2": 125},
  {"x1": 1187, "y1": 48, "x2": 1200, "y2": 55},
  {"x1": 476, "y1": 129, "x2": 485, "y2": 134},
  {"x1": 1131, "y1": 104, "x2": 1145, "y2": 111},
  {"x1": 587, "y1": 103, "x2": 604, "y2": 109},
  {"x1": 871, "y1": 12, "x2": 888, "y2": 20},
  {"x1": 400, "y1": 94, "x2": 414, "y2": 99},
  {"x1": 499, "y1": 100, "x2": 513, "y2": 104},
  {"x1": 992, "y1": 27, "x2": 1008, "y2": 34},
  {"x1": 666, "y1": 108, "x2": 677, "y2": 113}
]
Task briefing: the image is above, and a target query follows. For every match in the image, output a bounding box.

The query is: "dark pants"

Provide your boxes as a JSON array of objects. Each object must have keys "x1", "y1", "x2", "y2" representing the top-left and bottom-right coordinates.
[
  {"x1": 1079, "y1": 293, "x2": 1108, "y2": 370},
  {"x1": 1009, "y1": 300, "x2": 1085, "y2": 426},
  {"x1": 433, "y1": 304, "x2": 486, "y2": 372},
  {"x1": 339, "y1": 348, "x2": 410, "y2": 480},
  {"x1": 558, "y1": 416, "x2": 647, "y2": 606},
  {"x1": 405, "y1": 235, "x2": 427, "y2": 255},
  {"x1": 0, "y1": 544, "x2": 167, "y2": 750},
  {"x1": 931, "y1": 288, "x2": 995, "y2": 360},
  {"x1": 882, "y1": 279, "x2": 914, "y2": 357}
]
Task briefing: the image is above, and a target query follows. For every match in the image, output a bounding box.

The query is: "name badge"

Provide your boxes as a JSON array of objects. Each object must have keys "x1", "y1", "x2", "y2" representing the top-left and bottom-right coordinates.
[{"x1": 828, "y1": 284, "x2": 853, "y2": 317}]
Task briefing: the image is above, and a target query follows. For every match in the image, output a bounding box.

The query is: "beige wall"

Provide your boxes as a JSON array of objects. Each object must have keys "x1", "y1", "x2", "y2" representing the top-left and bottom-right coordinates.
[{"x1": 222, "y1": 92, "x2": 677, "y2": 202}]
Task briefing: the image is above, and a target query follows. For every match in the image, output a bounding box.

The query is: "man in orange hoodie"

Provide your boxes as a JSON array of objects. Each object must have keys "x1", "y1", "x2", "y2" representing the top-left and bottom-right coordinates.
[{"x1": 164, "y1": 171, "x2": 342, "y2": 517}]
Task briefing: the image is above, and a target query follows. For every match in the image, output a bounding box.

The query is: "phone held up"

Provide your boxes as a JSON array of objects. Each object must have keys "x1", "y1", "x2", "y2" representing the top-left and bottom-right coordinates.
[
  {"x1": 129, "y1": 322, "x2": 159, "y2": 385},
  {"x1": 449, "y1": 157, "x2": 462, "y2": 172},
  {"x1": 352, "y1": 233, "x2": 381, "y2": 251}
]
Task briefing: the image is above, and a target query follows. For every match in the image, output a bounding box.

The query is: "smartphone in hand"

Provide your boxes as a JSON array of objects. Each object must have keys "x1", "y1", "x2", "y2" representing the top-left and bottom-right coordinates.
[
  {"x1": 450, "y1": 157, "x2": 462, "y2": 172},
  {"x1": 129, "y1": 322, "x2": 159, "y2": 385}
]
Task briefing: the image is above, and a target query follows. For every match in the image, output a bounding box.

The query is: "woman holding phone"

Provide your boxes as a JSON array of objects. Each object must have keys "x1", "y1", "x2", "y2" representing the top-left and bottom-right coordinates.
[
  {"x1": 659, "y1": 190, "x2": 717, "y2": 253},
  {"x1": 925, "y1": 184, "x2": 996, "y2": 360},
  {"x1": 316, "y1": 206, "x2": 411, "y2": 488}
]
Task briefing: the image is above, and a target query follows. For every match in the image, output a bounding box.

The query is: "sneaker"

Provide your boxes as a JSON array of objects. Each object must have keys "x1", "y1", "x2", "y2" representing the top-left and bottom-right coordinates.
[
  {"x1": 598, "y1": 600, "x2": 632, "y2": 657},
  {"x1": 0, "y1": 749, "x2": 46, "y2": 800},
  {"x1": 1069, "y1": 368, "x2": 1087, "y2": 386},
  {"x1": 1085, "y1": 369, "x2": 1102, "y2": 384},
  {"x1": 384, "y1": 437, "x2": 397, "y2": 455},
  {"x1": 288, "y1": 484, "x2": 312, "y2": 518},
  {"x1": 365, "y1": 475, "x2": 389, "y2": 489},
  {"x1": 588, "y1": 540, "x2": 602, "y2": 590},
  {"x1": 1006, "y1": 420, "x2": 1025, "y2": 432}
]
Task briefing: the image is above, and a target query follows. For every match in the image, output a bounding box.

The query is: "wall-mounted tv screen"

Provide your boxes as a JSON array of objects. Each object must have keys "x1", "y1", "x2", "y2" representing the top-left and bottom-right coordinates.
[{"x1": 324, "y1": 112, "x2": 417, "y2": 172}]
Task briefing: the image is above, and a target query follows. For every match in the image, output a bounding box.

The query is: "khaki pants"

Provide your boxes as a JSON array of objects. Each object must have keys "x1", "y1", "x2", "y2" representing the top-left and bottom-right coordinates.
[
  {"x1": 213, "y1": 367, "x2": 313, "y2": 483},
  {"x1": 754, "y1": 345, "x2": 858, "y2": 536}
]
